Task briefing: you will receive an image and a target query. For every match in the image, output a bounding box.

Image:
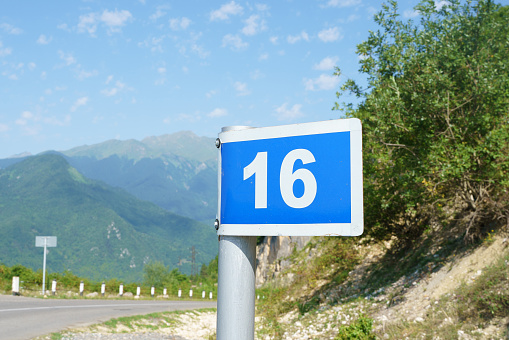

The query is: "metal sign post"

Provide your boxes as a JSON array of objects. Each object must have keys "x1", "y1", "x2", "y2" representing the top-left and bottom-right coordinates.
[
  {"x1": 35, "y1": 236, "x2": 57, "y2": 295},
  {"x1": 215, "y1": 119, "x2": 363, "y2": 339}
]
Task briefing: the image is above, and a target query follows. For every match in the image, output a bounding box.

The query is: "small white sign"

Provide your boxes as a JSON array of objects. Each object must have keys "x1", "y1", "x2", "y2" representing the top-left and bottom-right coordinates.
[{"x1": 35, "y1": 236, "x2": 57, "y2": 247}]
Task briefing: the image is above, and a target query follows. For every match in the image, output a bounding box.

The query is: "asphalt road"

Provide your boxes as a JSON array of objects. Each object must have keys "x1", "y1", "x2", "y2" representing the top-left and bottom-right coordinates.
[{"x1": 0, "y1": 294, "x2": 217, "y2": 340}]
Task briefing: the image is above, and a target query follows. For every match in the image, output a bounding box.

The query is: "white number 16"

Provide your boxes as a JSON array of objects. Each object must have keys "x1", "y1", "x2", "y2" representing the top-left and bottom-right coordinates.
[{"x1": 243, "y1": 149, "x2": 317, "y2": 209}]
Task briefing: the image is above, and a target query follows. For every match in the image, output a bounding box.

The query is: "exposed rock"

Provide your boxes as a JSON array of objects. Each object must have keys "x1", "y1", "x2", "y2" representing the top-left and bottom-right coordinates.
[{"x1": 255, "y1": 236, "x2": 311, "y2": 287}]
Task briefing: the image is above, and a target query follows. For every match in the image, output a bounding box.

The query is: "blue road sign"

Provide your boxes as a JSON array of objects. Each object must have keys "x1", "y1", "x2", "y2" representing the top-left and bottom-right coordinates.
[{"x1": 217, "y1": 118, "x2": 363, "y2": 236}]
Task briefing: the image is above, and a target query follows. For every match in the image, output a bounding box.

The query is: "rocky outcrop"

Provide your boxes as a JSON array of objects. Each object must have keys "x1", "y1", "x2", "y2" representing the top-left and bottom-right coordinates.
[{"x1": 255, "y1": 236, "x2": 311, "y2": 288}]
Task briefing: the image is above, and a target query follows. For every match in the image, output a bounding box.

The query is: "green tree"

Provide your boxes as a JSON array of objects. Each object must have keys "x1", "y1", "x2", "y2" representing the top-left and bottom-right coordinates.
[
  {"x1": 335, "y1": 0, "x2": 509, "y2": 243},
  {"x1": 143, "y1": 261, "x2": 170, "y2": 288}
]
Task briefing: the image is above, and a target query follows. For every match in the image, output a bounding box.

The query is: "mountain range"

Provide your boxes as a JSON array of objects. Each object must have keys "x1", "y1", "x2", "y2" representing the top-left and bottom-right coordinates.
[
  {"x1": 0, "y1": 131, "x2": 218, "y2": 223},
  {"x1": 0, "y1": 131, "x2": 219, "y2": 282}
]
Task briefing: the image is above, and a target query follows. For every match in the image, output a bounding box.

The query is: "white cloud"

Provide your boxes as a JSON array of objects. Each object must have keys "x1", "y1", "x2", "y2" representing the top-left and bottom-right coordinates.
[
  {"x1": 0, "y1": 123, "x2": 8, "y2": 132},
  {"x1": 101, "y1": 9, "x2": 133, "y2": 34},
  {"x1": 435, "y1": 0, "x2": 450, "y2": 11},
  {"x1": 77, "y1": 13, "x2": 98, "y2": 36},
  {"x1": 234, "y1": 81, "x2": 250, "y2": 96},
  {"x1": 324, "y1": 0, "x2": 361, "y2": 8},
  {"x1": 0, "y1": 23, "x2": 22, "y2": 35},
  {"x1": 0, "y1": 42, "x2": 12, "y2": 57},
  {"x1": 304, "y1": 74, "x2": 340, "y2": 91},
  {"x1": 138, "y1": 35, "x2": 165, "y2": 53},
  {"x1": 170, "y1": 17, "x2": 191, "y2": 30},
  {"x1": 76, "y1": 67, "x2": 98, "y2": 80},
  {"x1": 58, "y1": 50, "x2": 76, "y2": 66},
  {"x1": 210, "y1": 1, "x2": 243, "y2": 21},
  {"x1": 346, "y1": 14, "x2": 360, "y2": 22},
  {"x1": 313, "y1": 56, "x2": 339, "y2": 71},
  {"x1": 242, "y1": 15, "x2": 266, "y2": 36},
  {"x1": 149, "y1": 8, "x2": 167, "y2": 21},
  {"x1": 178, "y1": 113, "x2": 201, "y2": 123},
  {"x1": 206, "y1": 90, "x2": 217, "y2": 98},
  {"x1": 78, "y1": 9, "x2": 132, "y2": 36},
  {"x1": 44, "y1": 114, "x2": 71, "y2": 126},
  {"x1": 37, "y1": 34, "x2": 52, "y2": 45},
  {"x1": 403, "y1": 9, "x2": 420, "y2": 18},
  {"x1": 15, "y1": 111, "x2": 34, "y2": 125},
  {"x1": 269, "y1": 36, "x2": 279, "y2": 45},
  {"x1": 318, "y1": 27, "x2": 343, "y2": 42},
  {"x1": 57, "y1": 23, "x2": 71, "y2": 32},
  {"x1": 101, "y1": 80, "x2": 126, "y2": 96},
  {"x1": 222, "y1": 34, "x2": 248, "y2": 51},
  {"x1": 71, "y1": 97, "x2": 89, "y2": 112},
  {"x1": 287, "y1": 31, "x2": 309, "y2": 44},
  {"x1": 208, "y1": 108, "x2": 228, "y2": 118},
  {"x1": 275, "y1": 103, "x2": 303, "y2": 121},
  {"x1": 28, "y1": 62, "x2": 36, "y2": 71},
  {"x1": 105, "y1": 75, "x2": 114, "y2": 84},
  {"x1": 155, "y1": 67, "x2": 166, "y2": 85},
  {"x1": 259, "y1": 53, "x2": 269, "y2": 61}
]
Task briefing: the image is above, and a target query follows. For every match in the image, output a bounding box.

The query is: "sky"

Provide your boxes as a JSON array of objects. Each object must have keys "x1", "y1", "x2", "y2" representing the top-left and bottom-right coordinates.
[{"x1": 0, "y1": 0, "x2": 451, "y2": 158}]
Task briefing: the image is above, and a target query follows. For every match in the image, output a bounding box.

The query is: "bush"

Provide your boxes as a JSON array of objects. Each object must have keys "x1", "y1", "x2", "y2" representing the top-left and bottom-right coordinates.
[{"x1": 335, "y1": 315, "x2": 376, "y2": 340}]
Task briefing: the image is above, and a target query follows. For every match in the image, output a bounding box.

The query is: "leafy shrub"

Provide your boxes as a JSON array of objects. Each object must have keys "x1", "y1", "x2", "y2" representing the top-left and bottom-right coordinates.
[{"x1": 335, "y1": 315, "x2": 376, "y2": 340}]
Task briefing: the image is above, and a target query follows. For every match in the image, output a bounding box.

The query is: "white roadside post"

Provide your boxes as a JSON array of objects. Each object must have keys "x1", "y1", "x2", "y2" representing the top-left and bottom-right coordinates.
[
  {"x1": 209, "y1": 291, "x2": 213, "y2": 300},
  {"x1": 12, "y1": 277, "x2": 20, "y2": 296},
  {"x1": 35, "y1": 236, "x2": 57, "y2": 296},
  {"x1": 189, "y1": 289, "x2": 193, "y2": 298},
  {"x1": 119, "y1": 283, "x2": 124, "y2": 297},
  {"x1": 163, "y1": 287, "x2": 167, "y2": 296},
  {"x1": 101, "y1": 282, "x2": 106, "y2": 297},
  {"x1": 216, "y1": 120, "x2": 363, "y2": 339},
  {"x1": 51, "y1": 280, "x2": 57, "y2": 295},
  {"x1": 136, "y1": 286, "x2": 141, "y2": 298},
  {"x1": 79, "y1": 281, "x2": 84, "y2": 296},
  {"x1": 178, "y1": 289, "x2": 181, "y2": 298},
  {"x1": 202, "y1": 290, "x2": 206, "y2": 299},
  {"x1": 151, "y1": 286, "x2": 155, "y2": 297}
]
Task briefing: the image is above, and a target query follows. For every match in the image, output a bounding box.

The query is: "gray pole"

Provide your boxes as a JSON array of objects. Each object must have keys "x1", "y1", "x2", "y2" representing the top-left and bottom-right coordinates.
[
  {"x1": 217, "y1": 235, "x2": 257, "y2": 339},
  {"x1": 216, "y1": 125, "x2": 257, "y2": 340},
  {"x1": 42, "y1": 238, "x2": 47, "y2": 295}
]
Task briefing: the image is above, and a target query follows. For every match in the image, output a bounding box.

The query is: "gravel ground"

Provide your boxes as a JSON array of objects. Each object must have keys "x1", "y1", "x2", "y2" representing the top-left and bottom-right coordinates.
[{"x1": 46, "y1": 311, "x2": 217, "y2": 340}]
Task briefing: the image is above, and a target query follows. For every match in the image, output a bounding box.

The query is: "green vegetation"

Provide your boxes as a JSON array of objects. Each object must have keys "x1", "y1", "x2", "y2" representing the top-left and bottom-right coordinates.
[
  {"x1": 256, "y1": 237, "x2": 361, "y2": 338},
  {"x1": 1, "y1": 256, "x2": 218, "y2": 298},
  {"x1": 143, "y1": 257, "x2": 218, "y2": 296},
  {"x1": 255, "y1": 0, "x2": 509, "y2": 338},
  {"x1": 0, "y1": 154, "x2": 217, "y2": 282},
  {"x1": 61, "y1": 131, "x2": 218, "y2": 222},
  {"x1": 335, "y1": 0, "x2": 509, "y2": 245},
  {"x1": 335, "y1": 315, "x2": 375, "y2": 340}
]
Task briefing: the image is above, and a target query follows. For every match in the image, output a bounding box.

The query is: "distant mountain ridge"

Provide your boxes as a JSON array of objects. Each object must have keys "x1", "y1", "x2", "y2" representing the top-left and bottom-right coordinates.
[
  {"x1": 63, "y1": 131, "x2": 215, "y2": 163},
  {"x1": 0, "y1": 154, "x2": 217, "y2": 282},
  {"x1": 0, "y1": 131, "x2": 218, "y2": 223}
]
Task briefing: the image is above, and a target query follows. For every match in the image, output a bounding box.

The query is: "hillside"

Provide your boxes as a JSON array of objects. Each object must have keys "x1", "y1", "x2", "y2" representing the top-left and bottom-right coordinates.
[
  {"x1": 252, "y1": 230, "x2": 509, "y2": 339},
  {"x1": 0, "y1": 154, "x2": 218, "y2": 282},
  {"x1": 0, "y1": 131, "x2": 218, "y2": 223}
]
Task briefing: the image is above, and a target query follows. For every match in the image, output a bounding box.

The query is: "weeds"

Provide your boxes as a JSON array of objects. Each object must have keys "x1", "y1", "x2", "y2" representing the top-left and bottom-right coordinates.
[{"x1": 335, "y1": 315, "x2": 376, "y2": 340}]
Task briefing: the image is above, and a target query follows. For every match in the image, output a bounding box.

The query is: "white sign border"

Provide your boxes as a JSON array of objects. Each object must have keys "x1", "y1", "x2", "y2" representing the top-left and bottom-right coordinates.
[{"x1": 217, "y1": 118, "x2": 363, "y2": 236}]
